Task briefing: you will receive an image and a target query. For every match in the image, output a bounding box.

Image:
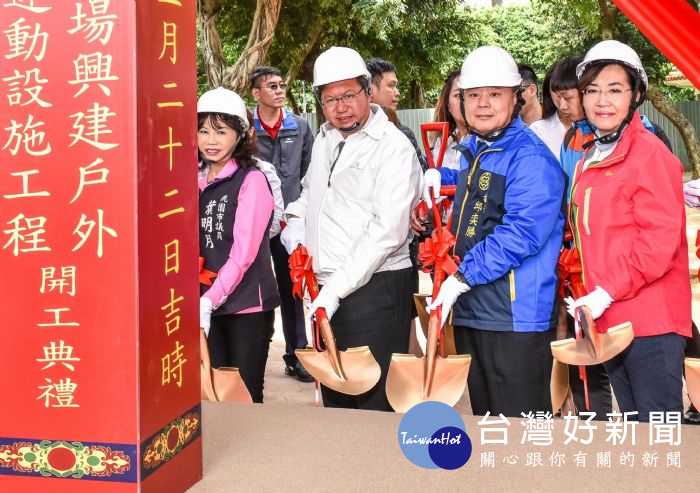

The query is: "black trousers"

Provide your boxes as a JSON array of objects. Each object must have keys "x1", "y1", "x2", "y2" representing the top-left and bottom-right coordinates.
[
  {"x1": 207, "y1": 311, "x2": 274, "y2": 403},
  {"x1": 566, "y1": 315, "x2": 613, "y2": 420},
  {"x1": 604, "y1": 332, "x2": 686, "y2": 422},
  {"x1": 453, "y1": 327, "x2": 554, "y2": 417},
  {"x1": 320, "y1": 268, "x2": 414, "y2": 411},
  {"x1": 270, "y1": 235, "x2": 308, "y2": 366}
]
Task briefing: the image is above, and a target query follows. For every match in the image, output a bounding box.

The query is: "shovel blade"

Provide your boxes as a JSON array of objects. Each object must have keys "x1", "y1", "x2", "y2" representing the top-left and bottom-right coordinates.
[
  {"x1": 296, "y1": 346, "x2": 381, "y2": 395},
  {"x1": 550, "y1": 359, "x2": 570, "y2": 414},
  {"x1": 386, "y1": 353, "x2": 471, "y2": 413},
  {"x1": 413, "y1": 294, "x2": 457, "y2": 356},
  {"x1": 551, "y1": 321, "x2": 634, "y2": 365},
  {"x1": 685, "y1": 358, "x2": 700, "y2": 411},
  {"x1": 206, "y1": 367, "x2": 253, "y2": 403}
]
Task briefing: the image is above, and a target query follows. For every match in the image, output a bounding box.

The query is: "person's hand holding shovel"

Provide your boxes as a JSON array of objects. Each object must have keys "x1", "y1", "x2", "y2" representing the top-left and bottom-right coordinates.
[{"x1": 428, "y1": 271, "x2": 471, "y2": 327}]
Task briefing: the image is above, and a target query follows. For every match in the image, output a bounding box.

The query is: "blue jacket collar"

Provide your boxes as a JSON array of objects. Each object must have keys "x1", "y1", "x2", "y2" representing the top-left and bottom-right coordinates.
[
  {"x1": 464, "y1": 116, "x2": 526, "y2": 154},
  {"x1": 253, "y1": 106, "x2": 299, "y2": 133}
]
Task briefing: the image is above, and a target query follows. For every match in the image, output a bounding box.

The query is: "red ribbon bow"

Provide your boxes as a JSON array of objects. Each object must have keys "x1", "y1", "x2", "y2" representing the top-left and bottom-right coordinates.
[
  {"x1": 418, "y1": 229, "x2": 459, "y2": 279},
  {"x1": 557, "y1": 247, "x2": 586, "y2": 300},
  {"x1": 288, "y1": 245, "x2": 317, "y2": 300},
  {"x1": 199, "y1": 257, "x2": 217, "y2": 286}
]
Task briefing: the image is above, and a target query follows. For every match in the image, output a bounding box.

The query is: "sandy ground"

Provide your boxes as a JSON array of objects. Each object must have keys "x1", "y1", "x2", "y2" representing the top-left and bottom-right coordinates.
[{"x1": 262, "y1": 205, "x2": 700, "y2": 412}]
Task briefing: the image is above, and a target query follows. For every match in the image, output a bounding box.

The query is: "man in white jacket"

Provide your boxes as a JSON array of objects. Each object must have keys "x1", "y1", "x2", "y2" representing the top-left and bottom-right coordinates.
[{"x1": 280, "y1": 46, "x2": 422, "y2": 411}]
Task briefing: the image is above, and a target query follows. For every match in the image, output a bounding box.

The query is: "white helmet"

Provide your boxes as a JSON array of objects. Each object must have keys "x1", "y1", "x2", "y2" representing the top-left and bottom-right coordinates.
[
  {"x1": 576, "y1": 40, "x2": 648, "y2": 89},
  {"x1": 458, "y1": 46, "x2": 522, "y2": 90},
  {"x1": 197, "y1": 87, "x2": 249, "y2": 131},
  {"x1": 313, "y1": 46, "x2": 370, "y2": 88}
]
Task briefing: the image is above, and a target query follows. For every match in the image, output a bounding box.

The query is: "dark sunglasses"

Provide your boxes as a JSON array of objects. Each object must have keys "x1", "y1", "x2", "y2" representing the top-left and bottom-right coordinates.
[{"x1": 261, "y1": 82, "x2": 287, "y2": 91}]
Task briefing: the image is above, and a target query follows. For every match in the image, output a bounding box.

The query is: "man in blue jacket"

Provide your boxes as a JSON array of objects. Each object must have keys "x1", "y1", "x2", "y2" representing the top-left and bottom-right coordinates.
[
  {"x1": 423, "y1": 46, "x2": 566, "y2": 417},
  {"x1": 251, "y1": 66, "x2": 315, "y2": 382}
]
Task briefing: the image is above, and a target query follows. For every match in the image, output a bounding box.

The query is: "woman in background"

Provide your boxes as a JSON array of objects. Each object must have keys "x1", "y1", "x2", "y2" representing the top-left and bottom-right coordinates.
[{"x1": 430, "y1": 70, "x2": 468, "y2": 170}]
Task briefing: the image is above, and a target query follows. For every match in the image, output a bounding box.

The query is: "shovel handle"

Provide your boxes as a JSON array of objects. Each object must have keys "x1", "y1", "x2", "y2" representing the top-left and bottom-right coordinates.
[{"x1": 421, "y1": 122, "x2": 449, "y2": 169}]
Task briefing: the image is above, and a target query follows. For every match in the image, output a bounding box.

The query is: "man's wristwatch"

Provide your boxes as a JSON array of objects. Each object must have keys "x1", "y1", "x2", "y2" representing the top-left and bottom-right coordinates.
[{"x1": 452, "y1": 270, "x2": 468, "y2": 285}]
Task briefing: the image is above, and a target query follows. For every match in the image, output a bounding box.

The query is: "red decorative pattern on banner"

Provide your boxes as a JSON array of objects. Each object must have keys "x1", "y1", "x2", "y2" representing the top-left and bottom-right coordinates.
[{"x1": 142, "y1": 411, "x2": 200, "y2": 471}]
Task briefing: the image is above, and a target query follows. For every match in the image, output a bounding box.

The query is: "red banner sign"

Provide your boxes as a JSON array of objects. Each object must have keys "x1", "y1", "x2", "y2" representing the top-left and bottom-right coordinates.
[{"x1": 0, "y1": 1, "x2": 201, "y2": 491}]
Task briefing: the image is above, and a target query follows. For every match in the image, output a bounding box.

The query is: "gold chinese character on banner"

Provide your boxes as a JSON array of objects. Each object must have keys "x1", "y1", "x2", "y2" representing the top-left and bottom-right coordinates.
[
  {"x1": 4, "y1": 18, "x2": 48, "y2": 61},
  {"x1": 158, "y1": 189, "x2": 185, "y2": 219},
  {"x1": 70, "y1": 158, "x2": 109, "y2": 204},
  {"x1": 159, "y1": 22, "x2": 177, "y2": 64},
  {"x1": 2, "y1": 0, "x2": 51, "y2": 13},
  {"x1": 71, "y1": 208, "x2": 117, "y2": 258},
  {"x1": 3, "y1": 214, "x2": 50, "y2": 255},
  {"x1": 69, "y1": 52, "x2": 118, "y2": 97},
  {"x1": 161, "y1": 287, "x2": 183, "y2": 335},
  {"x1": 68, "y1": 0, "x2": 117, "y2": 45},
  {"x1": 40, "y1": 267, "x2": 77, "y2": 296},
  {"x1": 3, "y1": 115, "x2": 51, "y2": 156},
  {"x1": 162, "y1": 341, "x2": 186, "y2": 387},
  {"x1": 69, "y1": 103, "x2": 118, "y2": 150},
  {"x1": 37, "y1": 308, "x2": 80, "y2": 327},
  {"x1": 164, "y1": 239, "x2": 180, "y2": 275},
  {"x1": 158, "y1": 126, "x2": 182, "y2": 171},
  {"x1": 2, "y1": 68, "x2": 51, "y2": 107},
  {"x1": 37, "y1": 378, "x2": 79, "y2": 408},
  {"x1": 37, "y1": 340, "x2": 81, "y2": 371},
  {"x1": 3, "y1": 170, "x2": 50, "y2": 199}
]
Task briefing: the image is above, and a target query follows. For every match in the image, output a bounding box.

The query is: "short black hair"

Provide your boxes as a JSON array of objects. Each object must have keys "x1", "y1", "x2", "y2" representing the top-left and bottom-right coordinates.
[
  {"x1": 542, "y1": 55, "x2": 583, "y2": 119},
  {"x1": 517, "y1": 63, "x2": 538, "y2": 87},
  {"x1": 549, "y1": 55, "x2": 583, "y2": 92},
  {"x1": 365, "y1": 58, "x2": 397, "y2": 86},
  {"x1": 250, "y1": 66, "x2": 282, "y2": 89}
]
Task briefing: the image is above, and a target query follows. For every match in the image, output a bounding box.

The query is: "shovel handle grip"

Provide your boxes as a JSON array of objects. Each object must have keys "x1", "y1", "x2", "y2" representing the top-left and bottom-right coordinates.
[
  {"x1": 303, "y1": 262, "x2": 331, "y2": 326},
  {"x1": 421, "y1": 122, "x2": 449, "y2": 169}
]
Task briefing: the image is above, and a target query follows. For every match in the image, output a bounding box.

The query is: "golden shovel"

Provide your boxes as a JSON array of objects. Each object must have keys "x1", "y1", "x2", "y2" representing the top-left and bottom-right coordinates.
[
  {"x1": 296, "y1": 308, "x2": 381, "y2": 395},
  {"x1": 685, "y1": 358, "x2": 700, "y2": 410},
  {"x1": 291, "y1": 251, "x2": 381, "y2": 395},
  {"x1": 550, "y1": 307, "x2": 634, "y2": 366},
  {"x1": 386, "y1": 176, "x2": 470, "y2": 413},
  {"x1": 200, "y1": 329, "x2": 253, "y2": 403},
  {"x1": 386, "y1": 305, "x2": 471, "y2": 413},
  {"x1": 414, "y1": 293, "x2": 457, "y2": 356}
]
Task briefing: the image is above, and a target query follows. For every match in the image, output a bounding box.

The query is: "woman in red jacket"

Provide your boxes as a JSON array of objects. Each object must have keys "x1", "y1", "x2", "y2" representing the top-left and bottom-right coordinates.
[{"x1": 568, "y1": 40, "x2": 692, "y2": 422}]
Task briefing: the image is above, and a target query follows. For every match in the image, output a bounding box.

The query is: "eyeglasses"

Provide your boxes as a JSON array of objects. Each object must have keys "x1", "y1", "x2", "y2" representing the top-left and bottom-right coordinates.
[
  {"x1": 582, "y1": 87, "x2": 632, "y2": 100},
  {"x1": 320, "y1": 87, "x2": 366, "y2": 108},
  {"x1": 260, "y1": 82, "x2": 287, "y2": 91}
]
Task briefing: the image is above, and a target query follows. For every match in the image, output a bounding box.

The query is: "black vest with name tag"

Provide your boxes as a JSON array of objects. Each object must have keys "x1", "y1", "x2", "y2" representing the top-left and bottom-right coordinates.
[{"x1": 199, "y1": 166, "x2": 279, "y2": 315}]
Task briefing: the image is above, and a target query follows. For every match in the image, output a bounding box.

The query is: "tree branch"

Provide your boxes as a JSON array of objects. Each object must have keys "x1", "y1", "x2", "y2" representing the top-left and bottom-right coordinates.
[
  {"x1": 222, "y1": 0, "x2": 282, "y2": 93},
  {"x1": 647, "y1": 84, "x2": 700, "y2": 178},
  {"x1": 197, "y1": 0, "x2": 226, "y2": 89}
]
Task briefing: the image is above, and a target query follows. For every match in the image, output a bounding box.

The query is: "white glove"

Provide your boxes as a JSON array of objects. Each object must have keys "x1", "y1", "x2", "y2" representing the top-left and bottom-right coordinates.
[
  {"x1": 309, "y1": 285, "x2": 341, "y2": 321},
  {"x1": 565, "y1": 286, "x2": 613, "y2": 320},
  {"x1": 200, "y1": 297, "x2": 214, "y2": 336},
  {"x1": 422, "y1": 168, "x2": 443, "y2": 208},
  {"x1": 684, "y1": 179, "x2": 700, "y2": 208},
  {"x1": 427, "y1": 274, "x2": 471, "y2": 327},
  {"x1": 280, "y1": 217, "x2": 305, "y2": 254}
]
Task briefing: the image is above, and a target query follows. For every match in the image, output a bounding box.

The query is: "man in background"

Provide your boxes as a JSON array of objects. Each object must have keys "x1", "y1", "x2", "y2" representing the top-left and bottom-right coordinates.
[
  {"x1": 517, "y1": 63, "x2": 542, "y2": 125},
  {"x1": 250, "y1": 66, "x2": 315, "y2": 382}
]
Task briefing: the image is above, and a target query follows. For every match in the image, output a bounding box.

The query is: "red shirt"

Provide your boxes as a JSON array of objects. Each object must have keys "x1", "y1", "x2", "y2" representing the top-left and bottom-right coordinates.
[{"x1": 260, "y1": 109, "x2": 283, "y2": 140}]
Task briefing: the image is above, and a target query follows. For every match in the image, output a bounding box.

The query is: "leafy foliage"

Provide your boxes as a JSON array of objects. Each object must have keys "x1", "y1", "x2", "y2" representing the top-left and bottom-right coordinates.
[{"x1": 198, "y1": 0, "x2": 695, "y2": 107}]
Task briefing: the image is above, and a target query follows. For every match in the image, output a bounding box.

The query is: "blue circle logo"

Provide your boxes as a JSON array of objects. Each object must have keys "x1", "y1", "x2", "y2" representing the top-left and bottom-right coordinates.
[{"x1": 398, "y1": 401, "x2": 472, "y2": 469}]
